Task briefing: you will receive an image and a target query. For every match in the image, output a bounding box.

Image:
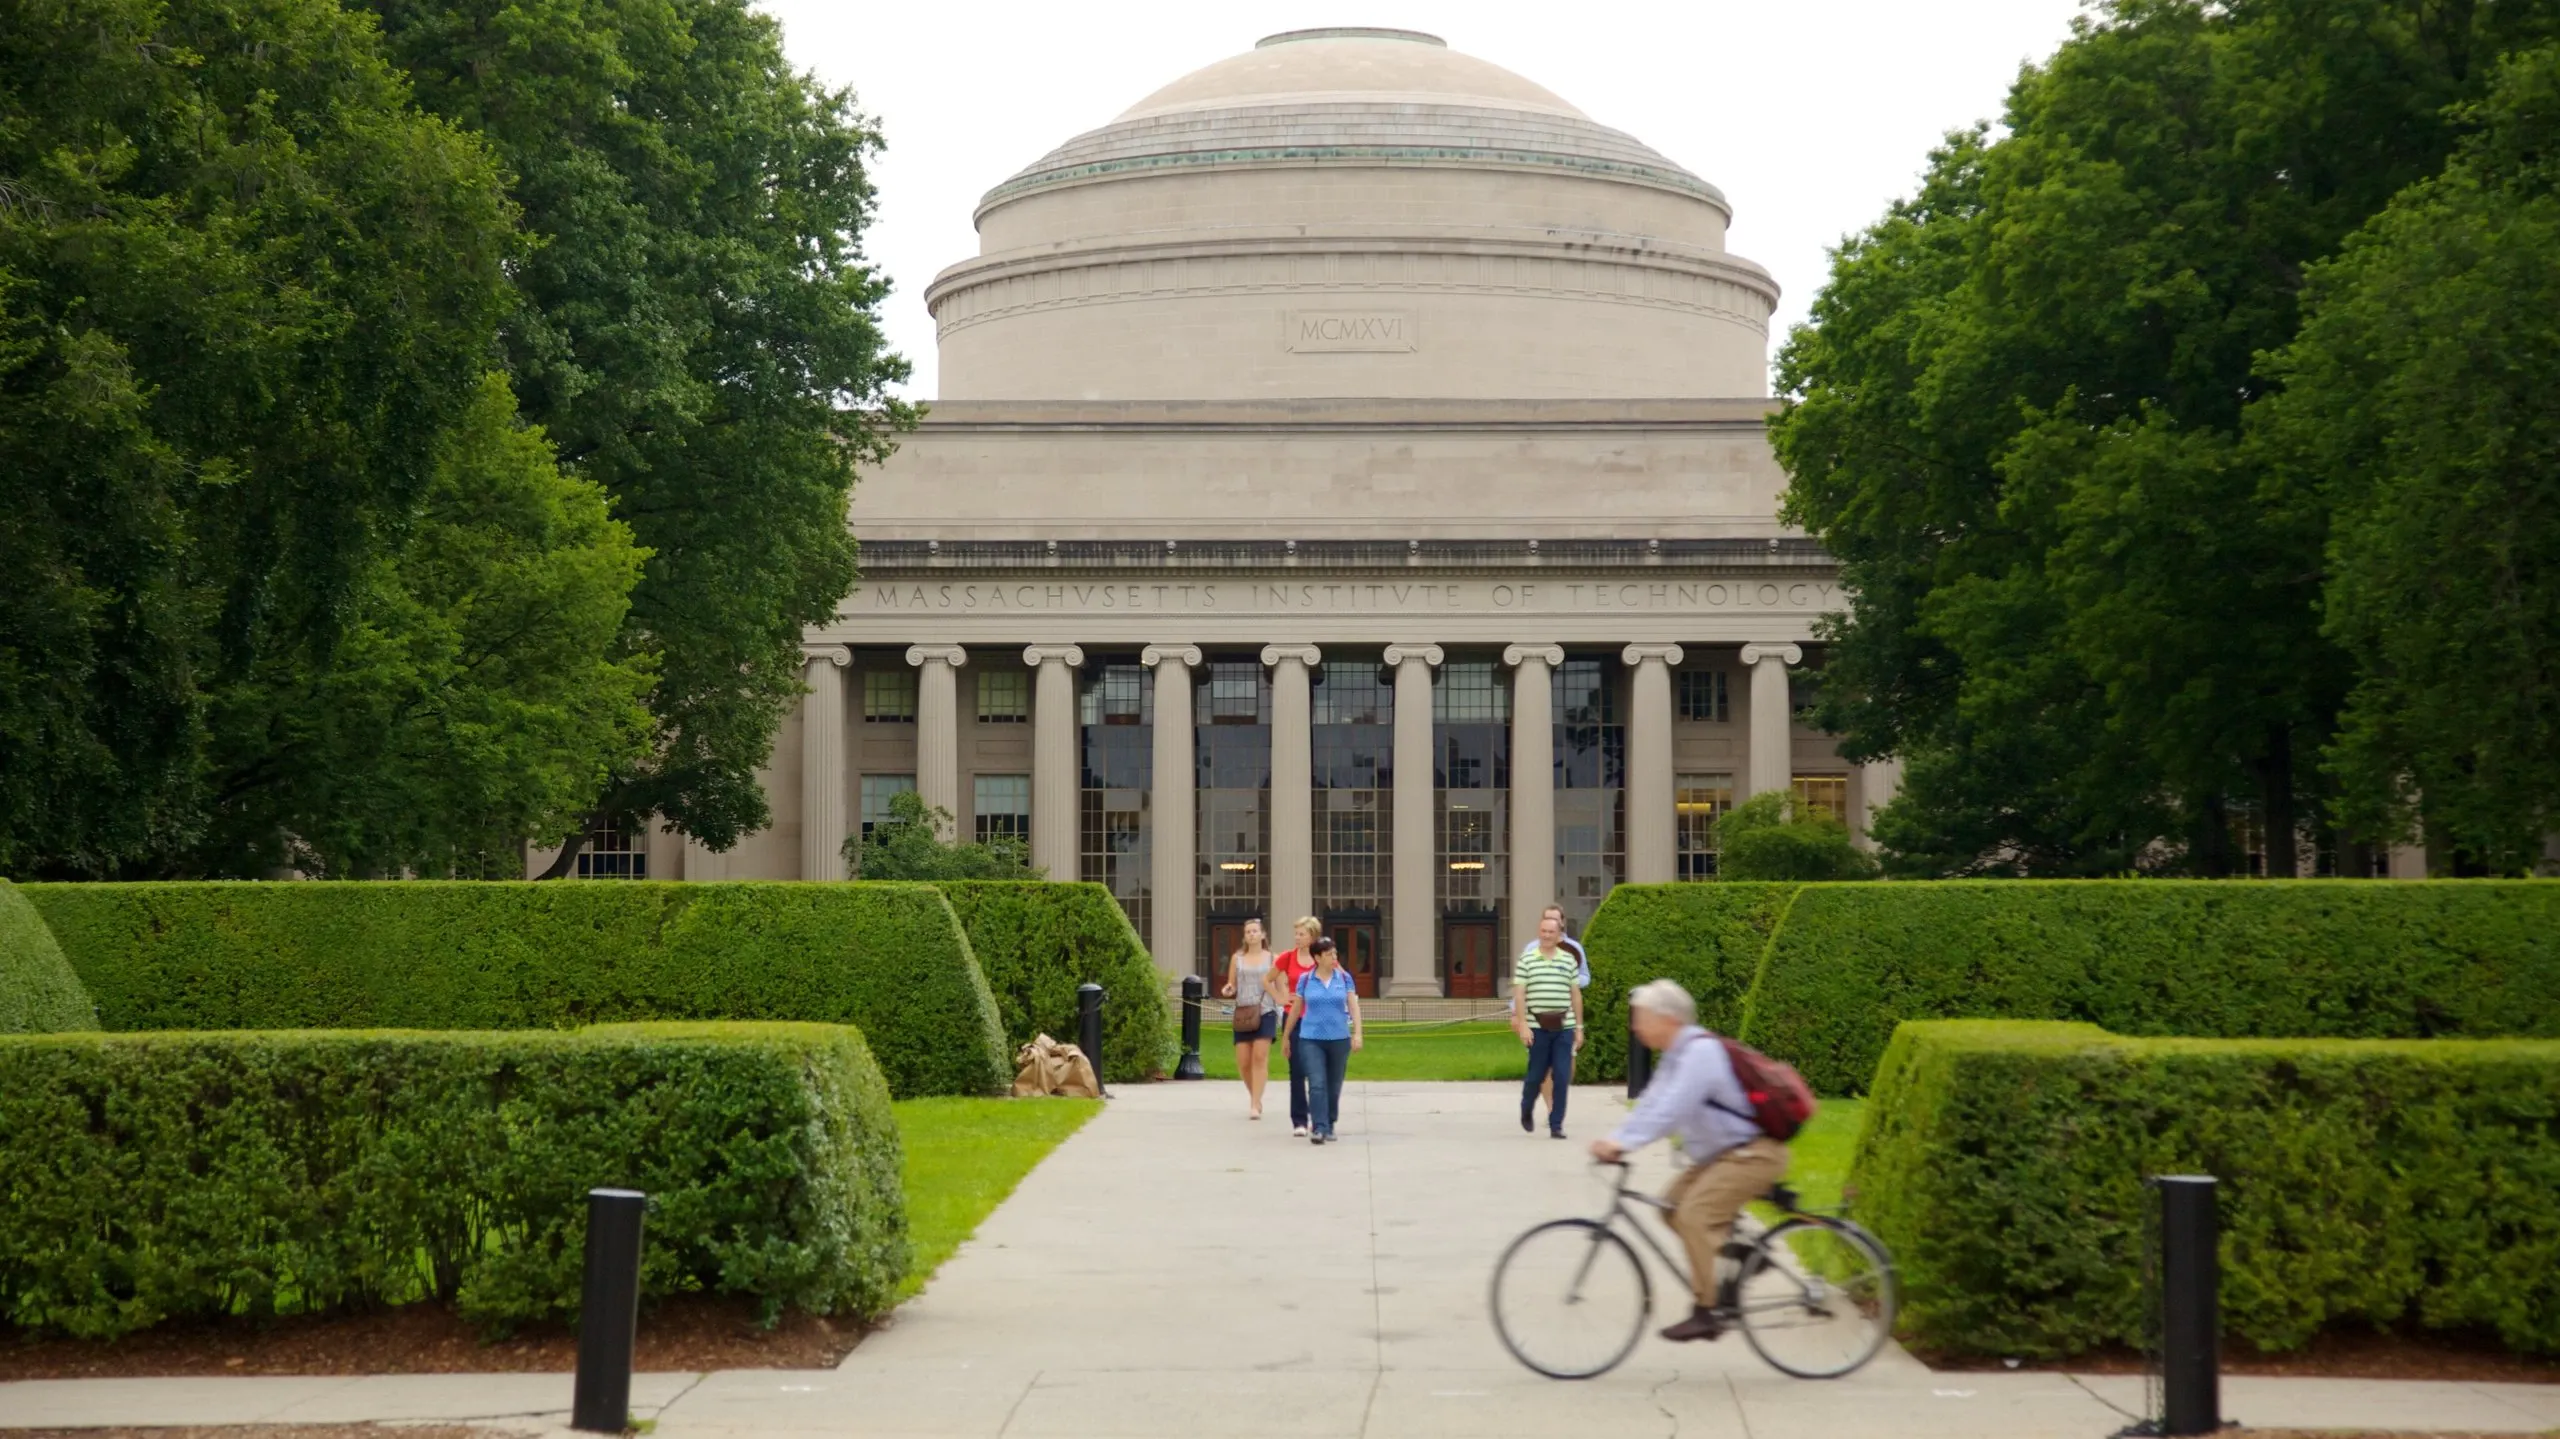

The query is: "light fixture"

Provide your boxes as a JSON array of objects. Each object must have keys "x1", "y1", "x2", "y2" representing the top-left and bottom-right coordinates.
[
  {"x1": 1219, "y1": 861, "x2": 1257, "y2": 872},
  {"x1": 1448, "y1": 861, "x2": 1486, "y2": 872}
]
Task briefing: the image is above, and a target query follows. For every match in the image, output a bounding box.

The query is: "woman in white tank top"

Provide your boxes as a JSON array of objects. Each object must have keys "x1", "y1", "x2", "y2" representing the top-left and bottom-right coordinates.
[{"x1": 1223, "y1": 917, "x2": 1278, "y2": 1120}]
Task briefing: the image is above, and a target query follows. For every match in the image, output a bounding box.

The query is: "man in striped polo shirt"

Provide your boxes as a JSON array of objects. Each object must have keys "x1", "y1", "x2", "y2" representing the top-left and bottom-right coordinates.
[{"x1": 1510, "y1": 910, "x2": 1586, "y2": 1138}]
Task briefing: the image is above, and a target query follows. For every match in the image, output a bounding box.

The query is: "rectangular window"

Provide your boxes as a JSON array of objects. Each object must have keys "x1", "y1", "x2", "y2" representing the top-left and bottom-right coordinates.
[
  {"x1": 1080, "y1": 787, "x2": 1149, "y2": 945},
  {"x1": 1552, "y1": 658, "x2": 1620, "y2": 725},
  {"x1": 976, "y1": 669, "x2": 1028, "y2": 723},
  {"x1": 863, "y1": 668, "x2": 917, "y2": 723},
  {"x1": 1433, "y1": 660, "x2": 1509, "y2": 723},
  {"x1": 1789, "y1": 664, "x2": 1825, "y2": 720},
  {"x1": 1080, "y1": 662, "x2": 1149, "y2": 726},
  {"x1": 575, "y1": 815, "x2": 648, "y2": 879},
  {"x1": 1200, "y1": 660, "x2": 1267, "y2": 725},
  {"x1": 1791, "y1": 774, "x2": 1849, "y2": 826},
  {"x1": 974, "y1": 774, "x2": 1029, "y2": 844},
  {"x1": 1676, "y1": 774, "x2": 1734, "y2": 880},
  {"x1": 860, "y1": 774, "x2": 917, "y2": 836},
  {"x1": 1676, "y1": 670, "x2": 1730, "y2": 723},
  {"x1": 1311, "y1": 658, "x2": 1394, "y2": 726}
]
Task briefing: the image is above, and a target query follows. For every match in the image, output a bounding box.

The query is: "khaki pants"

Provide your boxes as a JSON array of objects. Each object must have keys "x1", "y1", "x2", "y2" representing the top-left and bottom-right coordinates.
[{"x1": 1664, "y1": 1138, "x2": 1789, "y2": 1306}]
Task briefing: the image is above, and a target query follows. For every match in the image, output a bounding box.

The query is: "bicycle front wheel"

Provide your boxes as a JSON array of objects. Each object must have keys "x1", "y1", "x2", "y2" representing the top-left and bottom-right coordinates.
[
  {"x1": 1733, "y1": 1217, "x2": 1899, "y2": 1379},
  {"x1": 1489, "y1": 1219, "x2": 1651, "y2": 1380}
]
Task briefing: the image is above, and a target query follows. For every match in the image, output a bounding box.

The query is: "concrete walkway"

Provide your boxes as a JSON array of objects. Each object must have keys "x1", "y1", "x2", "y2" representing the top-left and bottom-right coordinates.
[{"x1": 4, "y1": 1081, "x2": 2556, "y2": 1436}]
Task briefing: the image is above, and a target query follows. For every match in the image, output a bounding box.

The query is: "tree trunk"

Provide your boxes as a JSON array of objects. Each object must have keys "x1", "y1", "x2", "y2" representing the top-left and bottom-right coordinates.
[
  {"x1": 2194, "y1": 795, "x2": 2234, "y2": 878},
  {"x1": 2260, "y1": 725, "x2": 2298, "y2": 879},
  {"x1": 532, "y1": 815, "x2": 597, "y2": 881}
]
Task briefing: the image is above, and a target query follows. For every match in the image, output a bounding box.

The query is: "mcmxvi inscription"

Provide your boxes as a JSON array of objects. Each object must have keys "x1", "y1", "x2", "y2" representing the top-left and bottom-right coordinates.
[{"x1": 1285, "y1": 310, "x2": 1417, "y2": 352}]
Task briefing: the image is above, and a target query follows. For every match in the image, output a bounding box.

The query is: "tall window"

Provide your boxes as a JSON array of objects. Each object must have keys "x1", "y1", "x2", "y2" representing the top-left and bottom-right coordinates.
[
  {"x1": 1676, "y1": 774, "x2": 1734, "y2": 880},
  {"x1": 1079, "y1": 656, "x2": 1151, "y2": 942},
  {"x1": 1791, "y1": 774, "x2": 1849, "y2": 826},
  {"x1": 976, "y1": 669, "x2": 1028, "y2": 723},
  {"x1": 863, "y1": 668, "x2": 916, "y2": 723},
  {"x1": 860, "y1": 774, "x2": 917, "y2": 837},
  {"x1": 576, "y1": 815, "x2": 648, "y2": 878},
  {"x1": 1311, "y1": 655, "x2": 1393, "y2": 955},
  {"x1": 1195, "y1": 657, "x2": 1270, "y2": 970},
  {"x1": 1436, "y1": 657, "x2": 1510, "y2": 942},
  {"x1": 1199, "y1": 660, "x2": 1268, "y2": 725},
  {"x1": 1676, "y1": 669, "x2": 1730, "y2": 723},
  {"x1": 1553, "y1": 656, "x2": 1625, "y2": 933},
  {"x1": 1434, "y1": 659, "x2": 1509, "y2": 723},
  {"x1": 975, "y1": 774, "x2": 1029, "y2": 845}
]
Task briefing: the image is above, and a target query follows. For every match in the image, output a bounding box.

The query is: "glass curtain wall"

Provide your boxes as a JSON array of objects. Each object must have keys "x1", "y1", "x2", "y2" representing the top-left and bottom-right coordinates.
[
  {"x1": 1310, "y1": 652, "x2": 1392, "y2": 993},
  {"x1": 1553, "y1": 654, "x2": 1626, "y2": 936},
  {"x1": 1434, "y1": 656, "x2": 1510, "y2": 993},
  {"x1": 1195, "y1": 657, "x2": 1271, "y2": 976},
  {"x1": 1078, "y1": 654, "x2": 1152, "y2": 944}
]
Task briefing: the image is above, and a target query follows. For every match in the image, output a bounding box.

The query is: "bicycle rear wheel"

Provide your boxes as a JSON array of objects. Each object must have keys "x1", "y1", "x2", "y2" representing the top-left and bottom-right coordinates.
[
  {"x1": 1489, "y1": 1219, "x2": 1651, "y2": 1380},
  {"x1": 1733, "y1": 1217, "x2": 1899, "y2": 1379}
]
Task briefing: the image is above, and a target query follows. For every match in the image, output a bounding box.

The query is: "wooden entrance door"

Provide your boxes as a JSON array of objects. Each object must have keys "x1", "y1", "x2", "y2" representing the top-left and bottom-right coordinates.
[
  {"x1": 1444, "y1": 920, "x2": 1498, "y2": 999},
  {"x1": 1207, "y1": 918, "x2": 1248, "y2": 984},
  {"x1": 1328, "y1": 920, "x2": 1380, "y2": 997}
]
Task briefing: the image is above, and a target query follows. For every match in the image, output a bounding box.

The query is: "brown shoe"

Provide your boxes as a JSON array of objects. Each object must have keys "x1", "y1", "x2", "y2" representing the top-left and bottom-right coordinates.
[{"x1": 1659, "y1": 1306, "x2": 1726, "y2": 1343}]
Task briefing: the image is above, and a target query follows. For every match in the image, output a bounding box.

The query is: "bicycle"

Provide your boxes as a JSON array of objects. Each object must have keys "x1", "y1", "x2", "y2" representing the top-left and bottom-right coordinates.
[{"x1": 1489, "y1": 1160, "x2": 1899, "y2": 1381}]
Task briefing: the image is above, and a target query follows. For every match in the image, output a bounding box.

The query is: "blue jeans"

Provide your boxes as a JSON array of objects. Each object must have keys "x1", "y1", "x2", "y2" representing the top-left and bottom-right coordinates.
[
  {"x1": 1302, "y1": 1036, "x2": 1351, "y2": 1136},
  {"x1": 1287, "y1": 1031, "x2": 1310, "y2": 1128},
  {"x1": 1522, "y1": 1026, "x2": 1576, "y2": 1133}
]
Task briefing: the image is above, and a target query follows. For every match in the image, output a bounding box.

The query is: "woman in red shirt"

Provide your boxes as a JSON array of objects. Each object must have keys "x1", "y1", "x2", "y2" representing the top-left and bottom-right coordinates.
[{"x1": 1270, "y1": 917, "x2": 1321, "y2": 1137}]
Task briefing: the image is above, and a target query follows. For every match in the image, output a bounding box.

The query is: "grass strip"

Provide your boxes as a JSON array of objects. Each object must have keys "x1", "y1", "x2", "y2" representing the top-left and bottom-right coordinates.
[{"x1": 892, "y1": 1096, "x2": 1100, "y2": 1299}]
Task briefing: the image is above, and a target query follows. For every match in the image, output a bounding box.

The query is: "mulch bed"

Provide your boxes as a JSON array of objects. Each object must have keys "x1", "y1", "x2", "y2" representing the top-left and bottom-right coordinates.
[
  {"x1": 1931, "y1": 1324, "x2": 2560, "y2": 1385},
  {"x1": 0, "y1": 1296, "x2": 863, "y2": 1380}
]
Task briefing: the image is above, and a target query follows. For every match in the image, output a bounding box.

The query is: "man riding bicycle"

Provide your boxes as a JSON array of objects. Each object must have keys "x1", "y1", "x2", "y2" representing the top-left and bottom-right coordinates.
[{"x1": 1588, "y1": 979, "x2": 1788, "y2": 1344}]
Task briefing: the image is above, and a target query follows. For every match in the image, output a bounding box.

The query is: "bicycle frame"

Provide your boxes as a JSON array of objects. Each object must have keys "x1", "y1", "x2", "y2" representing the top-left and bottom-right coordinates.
[{"x1": 1589, "y1": 1161, "x2": 1782, "y2": 1308}]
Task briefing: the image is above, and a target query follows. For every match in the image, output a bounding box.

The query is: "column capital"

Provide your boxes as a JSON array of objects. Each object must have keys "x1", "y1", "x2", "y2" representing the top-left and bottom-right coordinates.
[
  {"x1": 1259, "y1": 643, "x2": 1322, "y2": 667},
  {"x1": 1382, "y1": 642, "x2": 1444, "y2": 667},
  {"x1": 1621, "y1": 643, "x2": 1686, "y2": 667},
  {"x1": 1022, "y1": 644, "x2": 1085, "y2": 667},
  {"x1": 1502, "y1": 643, "x2": 1564, "y2": 668},
  {"x1": 1739, "y1": 641, "x2": 1804, "y2": 668},
  {"x1": 1141, "y1": 643, "x2": 1202, "y2": 669},
  {"x1": 801, "y1": 643, "x2": 852, "y2": 669},
  {"x1": 905, "y1": 643, "x2": 968, "y2": 668}
]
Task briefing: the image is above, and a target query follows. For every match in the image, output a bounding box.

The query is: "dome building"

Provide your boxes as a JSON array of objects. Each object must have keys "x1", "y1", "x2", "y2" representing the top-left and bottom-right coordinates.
[{"x1": 586, "y1": 29, "x2": 1888, "y2": 999}]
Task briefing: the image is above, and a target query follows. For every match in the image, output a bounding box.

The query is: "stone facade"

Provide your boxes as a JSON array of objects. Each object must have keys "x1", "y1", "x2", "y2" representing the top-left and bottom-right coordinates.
[{"x1": 539, "y1": 28, "x2": 1903, "y2": 994}]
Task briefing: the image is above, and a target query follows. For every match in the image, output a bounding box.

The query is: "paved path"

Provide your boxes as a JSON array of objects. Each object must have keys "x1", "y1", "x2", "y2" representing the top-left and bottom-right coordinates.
[{"x1": 5, "y1": 1081, "x2": 2557, "y2": 1436}]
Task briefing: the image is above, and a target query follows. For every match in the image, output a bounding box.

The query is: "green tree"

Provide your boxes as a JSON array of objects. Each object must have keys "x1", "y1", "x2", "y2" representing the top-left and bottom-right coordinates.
[
  {"x1": 2259, "y1": 47, "x2": 2560, "y2": 874},
  {"x1": 1776, "y1": 0, "x2": 2560, "y2": 876},
  {"x1": 846, "y1": 790, "x2": 1042, "y2": 882},
  {"x1": 0, "y1": 0, "x2": 609, "y2": 875},
  {"x1": 1712, "y1": 792, "x2": 1880, "y2": 883},
  {"x1": 358, "y1": 0, "x2": 916, "y2": 874}
]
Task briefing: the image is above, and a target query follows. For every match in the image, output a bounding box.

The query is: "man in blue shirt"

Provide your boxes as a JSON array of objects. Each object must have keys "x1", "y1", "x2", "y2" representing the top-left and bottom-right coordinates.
[{"x1": 1590, "y1": 979, "x2": 1788, "y2": 1344}]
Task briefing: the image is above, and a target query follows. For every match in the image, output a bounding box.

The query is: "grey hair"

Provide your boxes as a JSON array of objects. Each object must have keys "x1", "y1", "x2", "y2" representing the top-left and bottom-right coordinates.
[{"x1": 1627, "y1": 979, "x2": 1697, "y2": 1025}]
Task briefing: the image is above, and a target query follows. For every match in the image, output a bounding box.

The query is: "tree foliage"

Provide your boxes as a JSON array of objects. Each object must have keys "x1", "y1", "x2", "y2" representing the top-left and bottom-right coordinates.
[
  {"x1": 1711, "y1": 791, "x2": 1880, "y2": 883},
  {"x1": 360, "y1": 0, "x2": 916, "y2": 868},
  {"x1": 1775, "y1": 0, "x2": 2560, "y2": 876},
  {"x1": 849, "y1": 791, "x2": 1043, "y2": 882}
]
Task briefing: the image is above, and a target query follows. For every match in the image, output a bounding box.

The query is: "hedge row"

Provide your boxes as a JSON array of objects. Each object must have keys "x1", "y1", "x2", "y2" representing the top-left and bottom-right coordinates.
[
  {"x1": 0, "y1": 882, "x2": 95, "y2": 1034},
  {"x1": 0, "y1": 1023, "x2": 906, "y2": 1339},
  {"x1": 932, "y1": 881, "x2": 1172, "y2": 1082},
  {"x1": 20, "y1": 881, "x2": 1010, "y2": 1098},
  {"x1": 1575, "y1": 880, "x2": 2560, "y2": 1093},
  {"x1": 1851, "y1": 1021, "x2": 2560, "y2": 1358}
]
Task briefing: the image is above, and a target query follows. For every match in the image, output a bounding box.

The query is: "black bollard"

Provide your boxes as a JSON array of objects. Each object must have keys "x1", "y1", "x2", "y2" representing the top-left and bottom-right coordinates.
[
  {"x1": 1077, "y1": 981, "x2": 1108, "y2": 1096},
  {"x1": 570, "y1": 1188, "x2": 646, "y2": 1434},
  {"x1": 1626, "y1": 1005, "x2": 1653, "y2": 1099},
  {"x1": 2155, "y1": 1175, "x2": 2221, "y2": 1436},
  {"x1": 1175, "y1": 974, "x2": 1206, "y2": 1080}
]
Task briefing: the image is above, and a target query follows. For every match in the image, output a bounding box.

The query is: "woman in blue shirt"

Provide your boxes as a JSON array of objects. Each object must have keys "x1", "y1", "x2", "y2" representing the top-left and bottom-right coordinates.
[{"x1": 1280, "y1": 936, "x2": 1363, "y2": 1144}]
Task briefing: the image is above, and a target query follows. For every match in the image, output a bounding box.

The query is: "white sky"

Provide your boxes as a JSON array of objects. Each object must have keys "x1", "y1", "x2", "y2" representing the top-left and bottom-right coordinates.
[{"x1": 754, "y1": 0, "x2": 2092, "y2": 399}]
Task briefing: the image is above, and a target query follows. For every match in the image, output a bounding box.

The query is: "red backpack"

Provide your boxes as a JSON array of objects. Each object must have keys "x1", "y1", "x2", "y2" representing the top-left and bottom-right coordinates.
[{"x1": 1706, "y1": 1036, "x2": 1819, "y2": 1142}]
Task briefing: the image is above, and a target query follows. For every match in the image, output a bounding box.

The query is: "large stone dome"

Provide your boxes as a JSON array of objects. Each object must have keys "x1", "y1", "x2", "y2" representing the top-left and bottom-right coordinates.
[{"x1": 925, "y1": 28, "x2": 1779, "y2": 401}]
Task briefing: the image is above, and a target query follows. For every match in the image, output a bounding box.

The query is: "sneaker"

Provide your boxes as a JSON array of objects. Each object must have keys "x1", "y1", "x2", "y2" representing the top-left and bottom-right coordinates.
[
  {"x1": 1520, "y1": 1109, "x2": 1534, "y2": 1134},
  {"x1": 1659, "y1": 1307, "x2": 1727, "y2": 1343},
  {"x1": 1291, "y1": 1124, "x2": 1309, "y2": 1137},
  {"x1": 1550, "y1": 1129, "x2": 1567, "y2": 1140},
  {"x1": 1310, "y1": 1132, "x2": 1324, "y2": 1145}
]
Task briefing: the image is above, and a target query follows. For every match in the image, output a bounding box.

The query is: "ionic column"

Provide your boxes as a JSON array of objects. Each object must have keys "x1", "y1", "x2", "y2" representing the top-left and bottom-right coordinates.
[
  {"x1": 907, "y1": 644, "x2": 967, "y2": 839},
  {"x1": 800, "y1": 644, "x2": 852, "y2": 880},
  {"x1": 1261, "y1": 644, "x2": 1321, "y2": 936},
  {"x1": 1024, "y1": 644, "x2": 1085, "y2": 880},
  {"x1": 1504, "y1": 644, "x2": 1563, "y2": 962},
  {"x1": 1622, "y1": 644, "x2": 1684, "y2": 884},
  {"x1": 1856, "y1": 755, "x2": 1903, "y2": 851},
  {"x1": 1142, "y1": 643, "x2": 1201, "y2": 980},
  {"x1": 1739, "y1": 642, "x2": 1804, "y2": 800},
  {"x1": 1384, "y1": 643, "x2": 1444, "y2": 997}
]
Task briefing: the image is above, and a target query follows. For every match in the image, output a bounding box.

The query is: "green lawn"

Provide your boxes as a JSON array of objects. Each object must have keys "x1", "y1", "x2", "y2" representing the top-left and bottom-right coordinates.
[
  {"x1": 1770, "y1": 1096, "x2": 1863, "y2": 1215},
  {"x1": 1195, "y1": 1019, "x2": 1545, "y2": 1082},
  {"x1": 893, "y1": 1096, "x2": 1100, "y2": 1298}
]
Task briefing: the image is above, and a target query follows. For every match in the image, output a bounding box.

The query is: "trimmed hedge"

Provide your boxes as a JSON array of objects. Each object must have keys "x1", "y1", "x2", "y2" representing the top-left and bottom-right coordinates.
[
  {"x1": 20, "y1": 881, "x2": 1009, "y2": 1098},
  {"x1": 0, "y1": 1023, "x2": 907, "y2": 1339},
  {"x1": 1851, "y1": 1021, "x2": 2560, "y2": 1358},
  {"x1": 0, "y1": 881, "x2": 96, "y2": 1033},
  {"x1": 931, "y1": 880, "x2": 1173, "y2": 1082},
  {"x1": 1741, "y1": 881, "x2": 2560, "y2": 1095},
  {"x1": 1575, "y1": 883, "x2": 1799, "y2": 1083}
]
